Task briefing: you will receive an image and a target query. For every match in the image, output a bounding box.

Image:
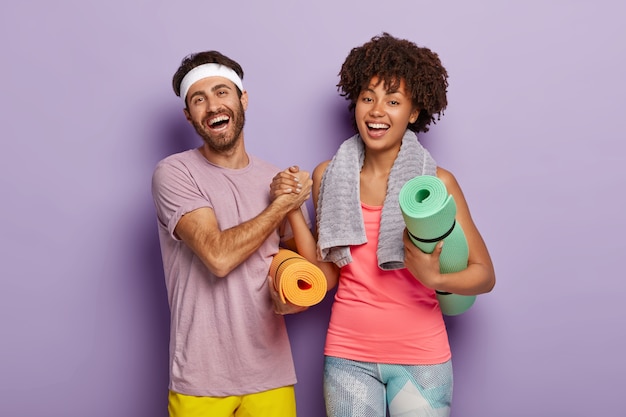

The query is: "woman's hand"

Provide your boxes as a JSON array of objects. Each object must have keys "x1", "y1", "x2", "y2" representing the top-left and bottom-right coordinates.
[{"x1": 402, "y1": 229, "x2": 445, "y2": 291}]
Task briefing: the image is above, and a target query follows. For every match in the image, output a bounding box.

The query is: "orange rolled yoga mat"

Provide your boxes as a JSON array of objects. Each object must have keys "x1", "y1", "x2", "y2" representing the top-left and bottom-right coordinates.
[{"x1": 269, "y1": 249, "x2": 327, "y2": 307}]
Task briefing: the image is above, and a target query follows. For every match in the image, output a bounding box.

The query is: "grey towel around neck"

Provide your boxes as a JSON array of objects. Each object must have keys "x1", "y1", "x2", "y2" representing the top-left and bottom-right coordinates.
[{"x1": 316, "y1": 130, "x2": 437, "y2": 270}]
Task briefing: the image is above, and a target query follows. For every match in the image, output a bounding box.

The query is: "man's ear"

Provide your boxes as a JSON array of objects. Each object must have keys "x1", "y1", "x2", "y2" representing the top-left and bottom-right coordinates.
[
  {"x1": 183, "y1": 108, "x2": 192, "y2": 124},
  {"x1": 240, "y1": 90, "x2": 249, "y2": 111}
]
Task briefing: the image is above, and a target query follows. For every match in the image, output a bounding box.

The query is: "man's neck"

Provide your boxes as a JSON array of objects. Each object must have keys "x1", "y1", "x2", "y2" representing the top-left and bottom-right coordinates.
[{"x1": 198, "y1": 140, "x2": 249, "y2": 169}]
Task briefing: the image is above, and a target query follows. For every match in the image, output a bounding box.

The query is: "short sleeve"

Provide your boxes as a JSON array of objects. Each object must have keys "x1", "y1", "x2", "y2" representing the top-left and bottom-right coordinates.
[{"x1": 151, "y1": 158, "x2": 212, "y2": 240}]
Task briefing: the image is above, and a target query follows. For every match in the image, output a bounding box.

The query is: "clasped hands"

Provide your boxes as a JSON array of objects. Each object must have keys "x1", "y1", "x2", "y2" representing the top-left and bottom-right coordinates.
[
  {"x1": 269, "y1": 165, "x2": 312, "y2": 210},
  {"x1": 267, "y1": 165, "x2": 312, "y2": 315}
]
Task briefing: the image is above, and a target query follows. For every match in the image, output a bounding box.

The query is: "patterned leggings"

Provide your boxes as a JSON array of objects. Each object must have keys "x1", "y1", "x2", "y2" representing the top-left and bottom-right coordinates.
[{"x1": 324, "y1": 356, "x2": 453, "y2": 417}]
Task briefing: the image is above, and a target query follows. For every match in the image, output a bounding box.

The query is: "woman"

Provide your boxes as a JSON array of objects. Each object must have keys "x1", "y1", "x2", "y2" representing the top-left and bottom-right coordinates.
[{"x1": 275, "y1": 33, "x2": 495, "y2": 417}]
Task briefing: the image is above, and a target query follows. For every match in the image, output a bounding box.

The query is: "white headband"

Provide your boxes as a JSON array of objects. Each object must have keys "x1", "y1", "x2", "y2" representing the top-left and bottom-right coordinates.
[{"x1": 179, "y1": 63, "x2": 244, "y2": 103}]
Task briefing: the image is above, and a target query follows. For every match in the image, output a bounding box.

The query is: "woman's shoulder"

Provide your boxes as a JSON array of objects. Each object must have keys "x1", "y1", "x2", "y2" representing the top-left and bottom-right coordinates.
[
  {"x1": 436, "y1": 166, "x2": 467, "y2": 202},
  {"x1": 313, "y1": 160, "x2": 331, "y2": 181},
  {"x1": 436, "y1": 166, "x2": 457, "y2": 187}
]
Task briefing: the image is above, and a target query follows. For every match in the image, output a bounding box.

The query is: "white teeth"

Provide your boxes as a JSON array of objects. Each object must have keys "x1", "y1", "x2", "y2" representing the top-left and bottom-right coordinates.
[
  {"x1": 209, "y1": 115, "x2": 229, "y2": 125},
  {"x1": 368, "y1": 123, "x2": 389, "y2": 129}
]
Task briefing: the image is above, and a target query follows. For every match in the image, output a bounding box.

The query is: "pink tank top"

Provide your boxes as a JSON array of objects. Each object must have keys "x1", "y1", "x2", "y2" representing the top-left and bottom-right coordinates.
[{"x1": 324, "y1": 202, "x2": 451, "y2": 364}]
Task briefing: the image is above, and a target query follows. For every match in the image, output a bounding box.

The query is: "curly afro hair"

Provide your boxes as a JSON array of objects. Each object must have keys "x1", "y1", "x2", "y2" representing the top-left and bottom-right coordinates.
[{"x1": 338, "y1": 33, "x2": 449, "y2": 133}]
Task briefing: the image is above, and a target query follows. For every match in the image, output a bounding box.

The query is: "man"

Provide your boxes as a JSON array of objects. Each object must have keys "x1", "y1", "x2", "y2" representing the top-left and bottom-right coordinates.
[{"x1": 151, "y1": 50, "x2": 312, "y2": 417}]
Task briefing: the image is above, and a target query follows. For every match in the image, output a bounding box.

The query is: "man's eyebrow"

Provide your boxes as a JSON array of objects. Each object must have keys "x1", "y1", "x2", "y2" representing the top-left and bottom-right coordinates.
[
  {"x1": 188, "y1": 90, "x2": 207, "y2": 101},
  {"x1": 211, "y1": 83, "x2": 233, "y2": 92},
  {"x1": 189, "y1": 83, "x2": 234, "y2": 99}
]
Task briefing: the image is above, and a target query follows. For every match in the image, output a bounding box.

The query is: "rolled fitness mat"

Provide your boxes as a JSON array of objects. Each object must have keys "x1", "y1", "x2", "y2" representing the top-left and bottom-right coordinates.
[
  {"x1": 269, "y1": 249, "x2": 327, "y2": 307},
  {"x1": 399, "y1": 175, "x2": 476, "y2": 316}
]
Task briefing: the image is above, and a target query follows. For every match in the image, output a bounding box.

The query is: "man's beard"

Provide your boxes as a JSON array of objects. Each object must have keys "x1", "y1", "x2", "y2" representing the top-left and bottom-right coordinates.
[{"x1": 192, "y1": 102, "x2": 245, "y2": 153}]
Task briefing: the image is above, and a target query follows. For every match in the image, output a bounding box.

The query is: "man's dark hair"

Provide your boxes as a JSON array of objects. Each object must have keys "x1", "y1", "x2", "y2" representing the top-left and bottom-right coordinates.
[
  {"x1": 172, "y1": 50, "x2": 244, "y2": 102},
  {"x1": 337, "y1": 33, "x2": 448, "y2": 133}
]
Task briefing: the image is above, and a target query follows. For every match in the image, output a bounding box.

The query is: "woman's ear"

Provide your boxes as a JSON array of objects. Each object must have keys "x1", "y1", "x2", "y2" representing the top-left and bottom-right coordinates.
[{"x1": 409, "y1": 108, "x2": 420, "y2": 124}]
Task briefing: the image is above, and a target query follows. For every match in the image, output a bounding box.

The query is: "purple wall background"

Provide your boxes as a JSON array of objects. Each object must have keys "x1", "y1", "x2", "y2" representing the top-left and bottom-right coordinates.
[{"x1": 1, "y1": 1, "x2": 625, "y2": 416}]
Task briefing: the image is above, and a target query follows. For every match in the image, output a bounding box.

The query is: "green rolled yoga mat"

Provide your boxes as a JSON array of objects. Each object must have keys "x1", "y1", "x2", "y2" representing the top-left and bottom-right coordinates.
[{"x1": 399, "y1": 175, "x2": 476, "y2": 316}]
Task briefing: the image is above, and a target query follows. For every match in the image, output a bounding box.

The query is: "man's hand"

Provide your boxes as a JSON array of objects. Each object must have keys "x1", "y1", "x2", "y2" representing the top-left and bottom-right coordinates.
[
  {"x1": 270, "y1": 166, "x2": 312, "y2": 210},
  {"x1": 267, "y1": 275, "x2": 308, "y2": 315}
]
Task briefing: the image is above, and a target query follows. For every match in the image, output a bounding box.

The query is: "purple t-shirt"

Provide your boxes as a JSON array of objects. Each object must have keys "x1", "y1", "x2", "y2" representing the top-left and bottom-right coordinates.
[{"x1": 151, "y1": 148, "x2": 298, "y2": 397}]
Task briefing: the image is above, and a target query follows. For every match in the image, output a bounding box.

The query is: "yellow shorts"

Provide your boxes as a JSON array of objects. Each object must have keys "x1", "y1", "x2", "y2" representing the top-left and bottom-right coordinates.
[{"x1": 168, "y1": 386, "x2": 296, "y2": 417}]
